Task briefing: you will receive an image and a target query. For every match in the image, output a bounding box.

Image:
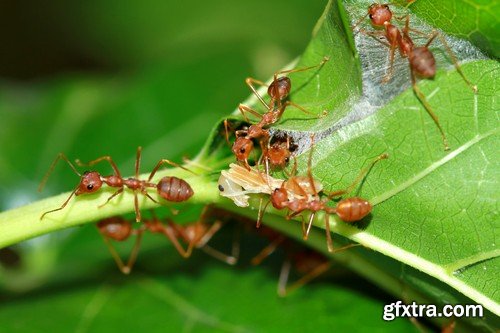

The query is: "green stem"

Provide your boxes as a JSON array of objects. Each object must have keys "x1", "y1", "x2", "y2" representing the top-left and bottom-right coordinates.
[{"x1": 0, "y1": 168, "x2": 219, "y2": 249}]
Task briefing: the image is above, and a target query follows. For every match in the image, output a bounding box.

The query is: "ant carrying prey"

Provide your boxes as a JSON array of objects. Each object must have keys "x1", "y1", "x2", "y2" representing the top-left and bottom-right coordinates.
[
  {"x1": 258, "y1": 136, "x2": 388, "y2": 252},
  {"x1": 39, "y1": 147, "x2": 194, "y2": 222},
  {"x1": 352, "y1": 3, "x2": 477, "y2": 150}
]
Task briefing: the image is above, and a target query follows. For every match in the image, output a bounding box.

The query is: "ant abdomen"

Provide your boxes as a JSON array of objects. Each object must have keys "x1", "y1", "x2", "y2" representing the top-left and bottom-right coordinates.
[
  {"x1": 410, "y1": 47, "x2": 436, "y2": 78},
  {"x1": 335, "y1": 197, "x2": 372, "y2": 222},
  {"x1": 157, "y1": 176, "x2": 194, "y2": 202},
  {"x1": 267, "y1": 77, "x2": 291, "y2": 101},
  {"x1": 97, "y1": 217, "x2": 132, "y2": 241}
]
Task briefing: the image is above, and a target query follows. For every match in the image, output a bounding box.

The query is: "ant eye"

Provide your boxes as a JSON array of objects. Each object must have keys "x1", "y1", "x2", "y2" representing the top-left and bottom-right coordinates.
[
  {"x1": 218, "y1": 184, "x2": 224, "y2": 192},
  {"x1": 86, "y1": 184, "x2": 94, "y2": 190},
  {"x1": 240, "y1": 148, "x2": 246, "y2": 153},
  {"x1": 369, "y1": 14, "x2": 373, "y2": 19},
  {"x1": 384, "y1": 5, "x2": 389, "y2": 8},
  {"x1": 285, "y1": 157, "x2": 290, "y2": 163}
]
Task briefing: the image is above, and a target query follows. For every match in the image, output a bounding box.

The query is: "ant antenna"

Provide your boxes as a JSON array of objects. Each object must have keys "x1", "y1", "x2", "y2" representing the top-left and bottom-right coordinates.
[
  {"x1": 38, "y1": 153, "x2": 82, "y2": 192},
  {"x1": 39, "y1": 185, "x2": 79, "y2": 220}
]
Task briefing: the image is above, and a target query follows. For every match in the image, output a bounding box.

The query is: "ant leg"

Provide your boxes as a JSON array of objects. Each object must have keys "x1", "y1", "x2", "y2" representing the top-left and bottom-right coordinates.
[
  {"x1": 271, "y1": 57, "x2": 329, "y2": 109},
  {"x1": 282, "y1": 101, "x2": 321, "y2": 118},
  {"x1": 75, "y1": 156, "x2": 121, "y2": 178},
  {"x1": 147, "y1": 159, "x2": 196, "y2": 182},
  {"x1": 98, "y1": 187, "x2": 124, "y2": 208},
  {"x1": 405, "y1": 0, "x2": 418, "y2": 8},
  {"x1": 201, "y1": 245, "x2": 238, "y2": 265},
  {"x1": 245, "y1": 77, "x2": 271, "y2": 110},
  {"x1": 224, "y1": 119, "x2": 232, "y2": 146},
  {"x1": 325, "y1": 214, "x2": 334, "y2": 252},
  {"x1": 306, "y1": 134, "x2": 319, "y2": 195},
  {"x1": 410, "y1": 69, "x2": 450, "y2": 150},
  {"x1": 99, "y1": 235, "x2": 130, "y2": 274},
  {"x1": 351, "y1": 12, "x2": 370, "y2": 32},
  {"x1": 203, "y1": 222, "x2": 240, "y2": 265},
  {"x1": 274, "y1": 56, "x2": 329, "y2": 77},
  {"x1": 304, "y1": 212, "x2": 316, "y2": 240},
  {"x1": 135, "y1": 147, "x2": 142, "y2": 178},
  {"x1": 277, "y1": 256, "x2": 292, "y2": 297},
  {"x1": 98, "y1": 229, "x2": 143, "y2": 275},
  {"x1": 182, "y1": 156, "x2": 213, "y2": 172},
  {"x1": 327, "y1": 153, "x2": 389, "y2": 199},
  {"x1": 133, "y1": 193, "x2": 141, "y2": 222},
  {"x1": 381, "y1": 43, "x2": 398, "y2": 83},
  {"x1": 40, "y1": 185, "x2": 79, "y2": 220},
  {"x1": 357, "y1": 29, "x2": 390, "y2": 47},
  {"x1": 429, "y1": 32, "x2": 477, "y2": 92},
  {"x1": 279, "y1": 259, "x2": 332, "y2": 297},
  {"x1": 159, "y1": 222, "x2": 194, "y2": 258},
  {"x1": 285, "y1": 156, "x2": 298, "y2": 178},
  {"x1": 196, "y1": 220, "x2": 223, "y2": 248},
  {"x1": 142, "y1": 191, "x2": 159, "y2": 204},
  {"x1": 39, "y1": 153, "x2": 82, "y2": 192},
  {"x1": 257, "y1": 198, "x2": 272, "y2": 228},
  {"x1": 251, "y1": 234, "x2": 286, "y2": 265},
  {"x1": 121, "y1": 229, "x2": 145, "y2": 274},
  {"x1": 238, "y1": 104, "x2": 264, "y2": 123}
]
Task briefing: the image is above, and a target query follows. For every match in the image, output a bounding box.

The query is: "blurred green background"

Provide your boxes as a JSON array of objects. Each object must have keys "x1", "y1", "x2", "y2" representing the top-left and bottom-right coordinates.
[{"x1": 0, "y1": 1, "x2": 419, "y2": 332}]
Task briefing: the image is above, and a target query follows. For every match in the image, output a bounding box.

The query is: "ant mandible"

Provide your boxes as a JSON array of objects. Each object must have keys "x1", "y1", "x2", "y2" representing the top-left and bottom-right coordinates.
[
  {"x1": 353, "y1": 3, "x2": 477, "y2": 150},
  {"x1": 39, "y1": 147, "x2": 194, "y2": 222}
]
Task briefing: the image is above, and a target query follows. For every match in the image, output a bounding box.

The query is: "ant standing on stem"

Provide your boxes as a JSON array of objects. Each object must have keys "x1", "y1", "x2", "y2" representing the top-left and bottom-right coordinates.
[
  {"x1": 225, "y1": 57, "x2": 329, "y2": 168},
  {"x1": 39, "y1": 147, "x2": 195, "y2": 222},
  {"x1": 352, "y1": 3, "x2": 477, "y2": 150}
]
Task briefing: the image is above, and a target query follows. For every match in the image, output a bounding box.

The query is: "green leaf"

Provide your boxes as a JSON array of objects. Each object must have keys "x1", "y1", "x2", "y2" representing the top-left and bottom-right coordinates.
[{"x1": 407, "y1": 0, "x2": 500, "y2": 58}]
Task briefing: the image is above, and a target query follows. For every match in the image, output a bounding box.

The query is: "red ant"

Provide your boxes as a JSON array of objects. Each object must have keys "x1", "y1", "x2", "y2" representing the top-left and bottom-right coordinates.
[
  {"x1": 97, "y1": 207, "x2": 239, "y2": 274},
  {"x1": 353, "y1": 3, "x2": 477, "y2": 150},
  {"x1": 225, "y1": 57, "x2": 329, "y2": 168},
  {"x1": 39, "y1": 147, "x2": 194, "y2": 222},
  {"x1": 249, "y1": 225, "x2": 358, "y2": 296},
  {"x1": 258, "y1": 136, "x2": 388, "y2": 252},
  {"x1": 259, "y1": 134, "x2": 298, "y2": 175}
]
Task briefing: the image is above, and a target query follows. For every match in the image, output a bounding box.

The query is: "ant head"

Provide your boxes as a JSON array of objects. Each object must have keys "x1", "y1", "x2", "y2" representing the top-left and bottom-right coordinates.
[
  {"x1": 97, "y1": 217, "x2": 131, "y2": 241},
  {"x1": 271, "y1": 187, "x2": 289, "y2": 209},
  {"x1": 232, "y1": 137, "x2": 254, "y2": 161},
  {"x1": 76, "y1": 171, "x2": 103, "y2": 195},
  {"x1": 268, "y1": 77, "x2": 291, "y2": 101},
  {"x1": 368, "y1": 3, "x2": 392, "y2": 27},
  {"x1": 267, "y1": 145, "x2": 291, "y2": 169}
]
